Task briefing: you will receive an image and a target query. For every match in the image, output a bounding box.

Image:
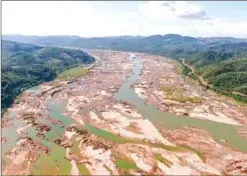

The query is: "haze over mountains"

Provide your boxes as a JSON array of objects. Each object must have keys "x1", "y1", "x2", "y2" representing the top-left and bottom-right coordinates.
[
  {"x1": 3, "y1": 34, "x2": 247, "y2": 60},
  {"x1": 2, "y1": 33, "x2": 247, "y2": 107},
  {"x1": 3, "y1": 34, "x2": 247, "y2": 53},
  {"x1": 2, "y1": 1, "x2": 247, "y2": 175}
]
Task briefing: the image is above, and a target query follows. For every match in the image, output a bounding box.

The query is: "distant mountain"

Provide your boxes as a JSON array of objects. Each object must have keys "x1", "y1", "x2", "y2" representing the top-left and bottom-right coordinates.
[
  {"x1": 3, "y1": 34, "x2": 247, "y2": 52},
  {"x1": 1, "y1": 40, "x2": 95, "y2": 113},
  {"x1": 2, "y1": 34, "x2": 82, "y2": 46},
  {"x1": 2, "y1": 34, "x2": 247, "y2": 103},
  {"x1": 4, "y1": 34, "x2": 247, "y2": 60}
]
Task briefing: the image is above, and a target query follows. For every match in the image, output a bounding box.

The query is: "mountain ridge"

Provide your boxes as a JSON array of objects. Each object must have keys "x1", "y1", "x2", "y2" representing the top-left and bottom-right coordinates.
[
  {"x1": 2, "y1": 34, "x2": 247, "y2": 103},
  {"x1": 1, "y1": 40, "x2": 95, "y2": 113}
]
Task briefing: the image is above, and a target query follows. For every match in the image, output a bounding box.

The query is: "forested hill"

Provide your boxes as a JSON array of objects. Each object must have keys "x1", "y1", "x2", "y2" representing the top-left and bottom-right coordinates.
[
  {"x1": 1, "y1": 40, "x2": 95, "y2": 113},
  {"x1": 3, "y1": 34, "x2": 247, "y2": 103},
  {"x1": 3, "y1": 34, "x2": 247, "y2": 58},
  {"x1": 182, "y1": 42, "x2": 247, "y2": 103}
]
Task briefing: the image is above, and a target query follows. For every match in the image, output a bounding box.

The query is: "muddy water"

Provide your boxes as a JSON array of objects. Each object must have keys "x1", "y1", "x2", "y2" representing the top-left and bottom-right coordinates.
[
  {"x1": 114, "y1": 55, "x2": 247, "y2": 152},
  {"x1": 2, "y1": 53, "x2": 247, "y2": 174},
  {"x1": 2, "y1": 116, "x2": 23, "y2": 170},
  {"x1": 30, "y1": 100, "x2": 75, "y2": 175},
  {"x1": 2, "y1": 89, "x2": 74, "y2": 174},
  {"x1": 2, "y1": 85, "x2": 41, "y2": 154}
]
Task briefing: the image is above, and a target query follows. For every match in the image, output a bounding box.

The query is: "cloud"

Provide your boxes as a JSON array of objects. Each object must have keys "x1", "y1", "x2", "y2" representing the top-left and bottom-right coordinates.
[
  {"x1": 138, "y1": 1, "x2": 210, "y2": 20},
  {"x1": 2, "y1": 1, "x2": 247, "y2": 38},
  {"x1": 2, "y1": 1, "x2": 141, "y2": 37}
]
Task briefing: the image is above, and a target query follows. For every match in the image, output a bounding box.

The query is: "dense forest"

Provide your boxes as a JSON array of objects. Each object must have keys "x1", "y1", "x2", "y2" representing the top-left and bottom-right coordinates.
[
  {"x1": 181, "y1": 42, "x2": 247, "y2": 103},
  {"x1": 3, "y1": 34, "x2": 247, "y2": 58},
  {"x1": 1, "y1": 40, "x2": 95, "y2": 113},
  {"x1": 3, "y1": 34, "x2": 247, "y2": 103}
]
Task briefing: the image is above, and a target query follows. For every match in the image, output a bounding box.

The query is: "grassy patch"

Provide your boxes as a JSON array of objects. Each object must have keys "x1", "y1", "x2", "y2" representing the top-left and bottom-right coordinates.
[
  {"x1": 57, "y1": 65, "x2": 93, "y2": 80},
  {"x1": 126, "y1": 138, "x2": 187, "y2": 153},
  {"x1": 161, "y1": 86, "x2": 202, "y2": 103},
  {"x1": 169, "y1": 94, "x2": 202, "y2": 103},
  {"x1": 70, "y1": 137, "x2": 80, "y2": 154},
  {"x1": 180, "y1": 145, "x2": 206, "y2": 162},
  {"x1": 161, "y1": 86, "x2": 182, "y2": 94},
  {"x1": 157, "y1": 144, "x2": 187, "y2": 152},
  {"x1": 116, "y1": 159, "x2": 138, "y2": 170},
  {"x1": 155, "y1": 154, "x2": 173, "y2": 167},
  {"x1": 78, "y1": 163, "x2": 91, "y2": 175},
  {"x1": 85, "y1": 124, "x2": 187, "y2": 153},
  {"x1": 84, "y1": 124, "x2": 128, "y2": 144}
]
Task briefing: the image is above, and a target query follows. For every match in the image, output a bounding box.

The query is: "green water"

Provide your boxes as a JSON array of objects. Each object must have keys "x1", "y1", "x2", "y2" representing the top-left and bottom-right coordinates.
[
  {"x1": 44, "y1": 100, "x2": 72, "y2": 141},
  {"x1": 2, "y1": 119, "x2": 22, "y2": 153},
  {"x1": 31, "y1": 146, "x2": 71, "y2": 175},
  {"x1": 3, "y1": 53, "x2": 247, "y2": 174},
  {"x1": 27, "y1": 125, "x2": 71, "y2": 175},
  {"x1": 30, "y1": 99, "x2": 77, "y2": 175},
  {"x1": 3, "y1": 99, "x2": 74, "y2": 174},
  {"x1": 2, "y1": 112, "x2": 23, "y2": 170},
  {"x1": 2, "y1": 85, "x2": 41, "y2": 156},
  {"x1": 46, "y1": 99, "x2": 72, "y2": 126},
  {"x1": 114, "y1": 55, "x2": 247, "y2": 152}
]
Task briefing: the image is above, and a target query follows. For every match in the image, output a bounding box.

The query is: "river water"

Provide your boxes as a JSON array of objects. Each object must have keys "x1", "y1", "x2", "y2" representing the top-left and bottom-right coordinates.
[
  {"x1": 2, "y1": 53, "x2": 247, "y2": 174},
  {"x1": 114, "y1": 54, "x2": 247, "y2": 152}
]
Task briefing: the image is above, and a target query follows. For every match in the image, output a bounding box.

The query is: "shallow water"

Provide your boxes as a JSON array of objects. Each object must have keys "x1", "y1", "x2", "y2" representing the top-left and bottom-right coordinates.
[
  {"x1": 27, "y1": 115, "x2": 72, "y2": 175},
  {"x1": 25, "y1": 85, "x2": 41, "y2": 93},
  {"x1": 2, "y1": 114, "x2": 23, "y2": 170},
  {"x1": 2, "y1": 54, "x2": 247, "y2": 175},
  {"x1": 2, "y1": 97, "x2": 74, "y2": 174},
  {"x1": 114, "y1": 55, "x2": 247, "y2": 152}
]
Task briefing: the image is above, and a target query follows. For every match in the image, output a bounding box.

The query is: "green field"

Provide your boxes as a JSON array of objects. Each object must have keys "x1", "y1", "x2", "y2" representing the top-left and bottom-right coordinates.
[
  {"x1": 57, "y1": 65, "x2": 94, "y2": 80},
  {"x1": 84, "y1": 124, "x2": 128, "y2": 143},
  {"x1": 115, "y1": 159, "x2": 138, "y2": 170},
  {"x1": 155, "y1": 154, "x2": 173, "y2": 167}
]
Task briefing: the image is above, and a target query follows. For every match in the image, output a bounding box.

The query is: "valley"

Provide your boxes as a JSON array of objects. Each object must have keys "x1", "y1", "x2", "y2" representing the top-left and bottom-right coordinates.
[
  {"x1": 4, "y1": 34, "x2": 247, "y2": 104},
  {"x1": 2, "y1": 49, "x2": 247, "y2": 175}
]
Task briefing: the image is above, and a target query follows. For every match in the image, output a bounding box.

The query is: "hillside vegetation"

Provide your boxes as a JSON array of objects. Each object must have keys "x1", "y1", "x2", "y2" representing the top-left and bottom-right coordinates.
[
  {"x1": 1, "y1": 40, "x2": 95, "y2": 113},
  {"x1": 182, "y1": 43, "x2": 247, "y2": 103},
  {"x1": 3, "y1": 34, "x2": 247, "y2": 103},
  {"x1": 3, "y1": 34, "x2": 247, "y2": 58}
]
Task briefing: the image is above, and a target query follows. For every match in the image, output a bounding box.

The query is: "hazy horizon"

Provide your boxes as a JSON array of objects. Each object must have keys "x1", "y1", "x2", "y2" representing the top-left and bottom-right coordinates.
[
  {"x1": 3, "y1": 1, "x2": 247, "y2": 38},
  {"x1": 3, "y1": 33, "x2": 247, "y2": 40}
]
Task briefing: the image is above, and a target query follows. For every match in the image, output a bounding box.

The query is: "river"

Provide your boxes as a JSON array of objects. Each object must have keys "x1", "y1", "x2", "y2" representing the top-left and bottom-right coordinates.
[
  {"x1": 114, "y1": 54, "x2": 247, "y2": 152},
  {"x1": 2, "y1": 52, "x2": 247, "y2": 174}
]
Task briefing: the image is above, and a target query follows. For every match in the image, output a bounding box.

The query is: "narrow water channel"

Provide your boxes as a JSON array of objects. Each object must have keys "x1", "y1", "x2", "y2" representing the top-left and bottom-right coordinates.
[
  {"x1": 114, "y1": 54, "x2": 247, "y2": 152},
  {"x1": 2, "y1": 53, "x2": 247, "y2": 174}
]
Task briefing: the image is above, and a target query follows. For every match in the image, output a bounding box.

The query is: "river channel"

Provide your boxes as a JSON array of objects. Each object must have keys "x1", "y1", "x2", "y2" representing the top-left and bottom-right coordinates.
[
  {"x1": 114, "y1": 54, "x2": 247, "y2": 152},
  {"x1": 2, "y1": 53, "x2": 247, "y2": 174}
]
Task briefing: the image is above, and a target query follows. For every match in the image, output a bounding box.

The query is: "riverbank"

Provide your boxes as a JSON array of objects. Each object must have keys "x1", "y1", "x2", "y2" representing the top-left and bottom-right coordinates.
[
  {"x1": 2, "y1": 49, "x2": 247, "y2": 175},
  {"x1": 180, "y1": 58, "x2": 247, "y2": 104}
]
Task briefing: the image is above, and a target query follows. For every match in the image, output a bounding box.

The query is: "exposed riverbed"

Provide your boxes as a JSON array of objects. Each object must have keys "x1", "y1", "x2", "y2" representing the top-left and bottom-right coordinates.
[
  {"x1": 2, "y1": 50, "x2": 247, "y2": 175},
  {"x1": 114, "y1": 54, "x2": 247, "y2": 152}
]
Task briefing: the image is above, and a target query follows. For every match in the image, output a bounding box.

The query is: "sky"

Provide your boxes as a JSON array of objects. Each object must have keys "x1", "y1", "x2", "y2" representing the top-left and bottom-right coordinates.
[{"x1": 3, "y1": 1, "x2": 247, "y2": 38}]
